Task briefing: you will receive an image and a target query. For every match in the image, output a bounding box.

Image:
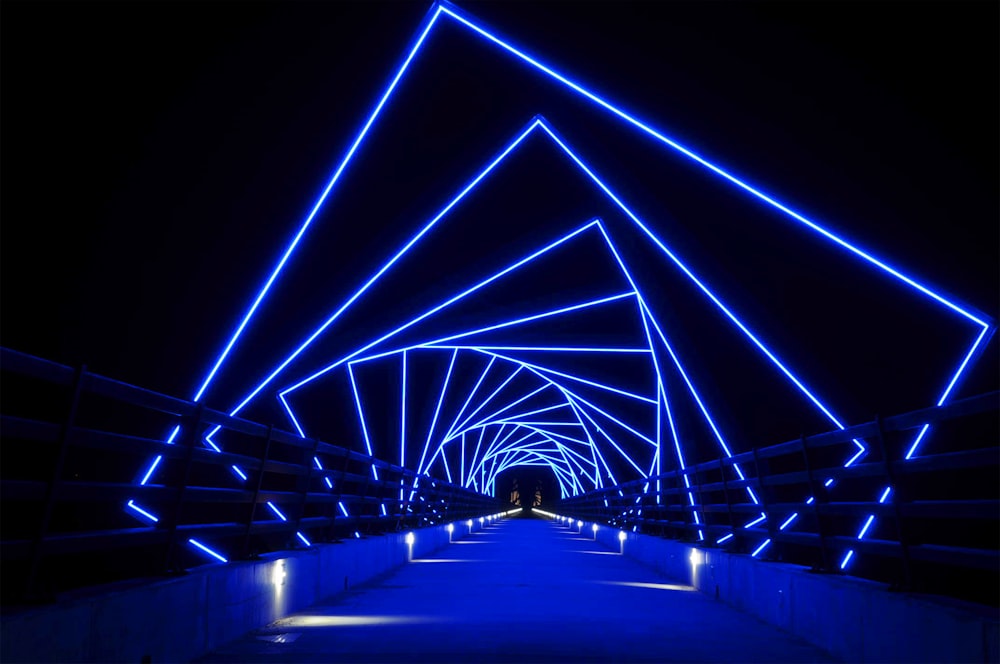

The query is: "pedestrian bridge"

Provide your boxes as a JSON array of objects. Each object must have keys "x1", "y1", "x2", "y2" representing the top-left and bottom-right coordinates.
[
  {"x1": 1, "y1": 349, "x2": 997, "y2": 663},
  {"x1": 200, "y1": 515, "x2": 833, "y2": 663}
]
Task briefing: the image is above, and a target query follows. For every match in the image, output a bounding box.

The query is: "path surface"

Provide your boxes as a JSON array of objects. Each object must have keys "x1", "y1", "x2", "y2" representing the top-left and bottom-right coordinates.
[{"x1": 200, "y1": 516, "x2": 836, "y2": 662}]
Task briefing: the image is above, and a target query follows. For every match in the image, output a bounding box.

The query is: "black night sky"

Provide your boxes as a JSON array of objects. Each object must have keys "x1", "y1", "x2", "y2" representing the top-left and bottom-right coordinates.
[{"x1": 2, "y1": 1, "x2": 997, "y2": 499}]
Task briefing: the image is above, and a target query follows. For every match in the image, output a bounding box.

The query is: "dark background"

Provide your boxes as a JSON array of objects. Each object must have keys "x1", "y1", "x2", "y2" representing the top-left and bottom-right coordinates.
[
  {"x1": 1, "y1": 0, "x2": 997, "y2": 602},
  {"x1": 3, "y1": 1, "x2": 997, "y2": 471}
]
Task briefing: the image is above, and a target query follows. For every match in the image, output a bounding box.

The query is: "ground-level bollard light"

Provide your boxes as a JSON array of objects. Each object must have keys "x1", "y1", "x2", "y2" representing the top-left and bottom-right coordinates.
[
  {"x1": 405, "y1": 532, "x2": 415, "y2": 561},
  {"x1": 480, "y1": 517, "x2": 485, "y2": 527},
  {"x1": 467, "y1": 519, "x2": 473, "y2": 535},
  {"x1": 618, "y1": 530, "x2": 627, "y2": 554},
  {"x1": 576, "y1": 520, "x2": 583, "y2": 534},
  {"x1": 592, "y1": 523, "x2": 598, "y2": 540},
  {"x1": 447, "y1": 523, "x2": 454, "y2": 543}
]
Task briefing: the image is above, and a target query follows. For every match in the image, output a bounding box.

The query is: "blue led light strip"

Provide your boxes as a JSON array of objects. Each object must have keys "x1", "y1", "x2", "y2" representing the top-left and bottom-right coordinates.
[
  {"x1": 448, "y1": 383, "x2": 555, "y2": 440},
  {"x1": 277, "y1": 219, "x2": 616, "y2": 399},
  {"x1": 191, "y1": 4, "x2": 447, "y2": 407},
  {"x1": 438, "y1": 5, "x2": 989, "y2": 331},
  {"x1": 160, "y1": 0, "x2": 992, "y2": 564},
  {"x1": 415, "y1": 348, "x2": 459, "y2": 476}
]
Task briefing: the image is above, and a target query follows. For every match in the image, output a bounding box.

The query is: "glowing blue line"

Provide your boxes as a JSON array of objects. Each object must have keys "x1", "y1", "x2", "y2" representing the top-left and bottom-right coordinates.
[
  {"x1": 487, "y1": 352, "x2": 656, "y2": 405},
  {"x1": 635, "y1": 298, "x2": 759, "y2": 506},
  {"x1": 858, "y1": 514, "x2": 875, "y2": 539},
  {"x1": 471, "y1": 428, "x2": 533, "y2": 479},
  {"x1": 287, "y1": 218, "x2": 601, "y2": 374},
  {"x1": 744, "y1": 513, "x2": 767, "y2": 529},
  {"x1": 535, "y1": 433, "x2": 598, "y2": 486},
  {"x1": 565, "y1": 389, "x2": 614, "y2": 488},
  {"x1": 139, "y1": 455, "x2": 162, "y2": 486},
  {"x1": 533, "y1": 431, "x2": 596, "y2": 473},
  {"x1": 497, "y1": 421, "x2": 580, "y2": 427},
  {"x1": 126, "y1": 500, "x2": 159, "y2": 522},
  {"x1": 879, "y1": 487, "x2": 893, "y2": 503},
  {"x1": 645, "y1": 308, "x2": 696, "y2": 515},
  {"x1": 538, "y1": 123, "x2": 860, "y2": 445},
  {"x1": 466, "y1": 424, "x2": 504, "y2": 488},
  {"x1": 444, "y1": 356, "x2": 496, "y2": 442},
  {"x1": 338, "y1": 502, "x2": 349, "y2": 517},
  {"x1": 844, "y1": 446, "x2": 867, "y2": 468},
  {"x1": 279, "y1": 392, "x2": 306, "y2": 437},
  {"x1": 231, "y1": 465, "x2": 248, "y2": 481},
  {"x1": 571, "y1": 397, "x2": 646, "y2": 475},
  {"x1": 267, "y1": 501, "x2": 288, "y2": 521},
  {"x1": 906, "y1": 324, "x2": 991, "y2": 459},
  {"x1": 466, "y1": 425, "x2": 489, "y2": 488},
  {"x1": 840, "y1": 550, "x2": 854, "y2": 569},
  {"x1": 561, "y1": 388, "x2": 619, "y2": 487},
  {"x1": 478, "y1": 350, "x2": 658, "y2": 448},
  {"x1": 716, "y1": 533, "x2": 734, "y2": 544},
  {"x1": 480, "y1": 429, "x2": 537, "y2": 467},
  {"x1": 439, "y1": 345, "x2": 650, "y2": 353},
  {"x1": 296, "y1": 531, "x2": 312, "y2": 546},
  {"x1": 519, "y1": 424, "x2": 590, "y2": 447},
  {"x1": 224, "y1": 119, "x2": 547, "y2": 418},
  {"x1": 491, "y1": 402, "x2": 571, "y2": 425},
  {"x1": 452, "y1": 365, "x2": 523, "y2": 434},
  {"x1": 348, "y1": 364, "x2": 380, "y2": 480},
  {"x1": 557, "y1": 383, "x2": 657, "y2": 448},
  {"x1": 485, "y1": 452, "x2": 499, "y2": 495},
  {"x1": 189, "y1": 539, "x2": 227, "y2": 563},
  {"x1": 413, "y1": 290, "x2": 634, "y2": 355},
  {"x1": 437, "y1": 8, "x2": 988, "y2": 329},
  {"x1": 440, "y1": 442, "x2": 454, "y2": 483},
  {"x1": 416, "y1": 348, "x2": 459, "y2": 475},
  {"x1": 182, "y1": 2, "x2": 990, "y2": 563},
  {"x1": 751, "y1": 539, "x2": 771, "y2": 557},
  {"x1": 401, "y1": 350, "x2": 407, "y2": 470},
  {"x1": 450, "y1": 383, "x2": 553, "y2": 438},
  {"x1": 520, "y1": 449, "x2": 576, "y2": 496},
  {"x1": 779, "y1": 513, "x2": 798, "y2": 530},
  {"x1": 191, "y1": 5, "x2": 446, "y2": 405}
]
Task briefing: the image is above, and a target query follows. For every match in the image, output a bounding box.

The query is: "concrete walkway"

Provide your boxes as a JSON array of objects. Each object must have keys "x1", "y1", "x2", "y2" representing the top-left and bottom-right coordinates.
[{"x1": 199, "y1": 516, "x2": 836, "y2": 662}]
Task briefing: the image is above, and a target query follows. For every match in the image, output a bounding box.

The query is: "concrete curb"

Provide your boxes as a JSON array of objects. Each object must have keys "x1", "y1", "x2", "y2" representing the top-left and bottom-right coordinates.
[
  {"x1": 1, "y1": 519, "x2": 496, "y2": 662},
  {"x1": 576, "y1": 520, "x2": 999, "y2": 663}
]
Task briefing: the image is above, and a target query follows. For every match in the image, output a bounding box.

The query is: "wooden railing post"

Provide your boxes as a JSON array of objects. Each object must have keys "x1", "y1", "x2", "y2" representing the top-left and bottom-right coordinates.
[
  {"x1": 719, "y1": 457, "x2": 736, "y2": 544},
  {"x1": 751, "y1": 446, "x2": 777, "y2": 560},
  {"x1": 25, "y1": 363, "x2": 86, "y2": 601},
  {"x1": 164, "y1": 402, "x2": 204, "y2": 573},
  {"x1": 799, "y1": 433, "x2": 832, "y2": 572},
  {"x1": 874, "y1": 415, "x2": 913, "y2": 590},
  {"x1": 242, "y1": 425, "x2": 273, "y2": 559}
]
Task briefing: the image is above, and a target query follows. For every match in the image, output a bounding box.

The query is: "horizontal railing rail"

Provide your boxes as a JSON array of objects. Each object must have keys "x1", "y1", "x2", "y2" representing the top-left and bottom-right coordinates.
[
  {"x1": 0, "y1": 347, "x2": 505, "y2": 602},
  {"x1": 556, "y1": 389, "x2": 999, "y2": 603}
]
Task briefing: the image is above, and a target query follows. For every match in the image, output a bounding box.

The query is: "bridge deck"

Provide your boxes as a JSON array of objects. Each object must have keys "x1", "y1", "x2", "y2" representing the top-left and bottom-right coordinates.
[{"x1": 200, "y1": 516, "x2": 835, "y2": 662}]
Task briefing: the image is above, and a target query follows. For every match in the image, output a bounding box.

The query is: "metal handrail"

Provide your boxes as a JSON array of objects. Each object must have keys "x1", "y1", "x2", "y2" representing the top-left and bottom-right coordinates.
[
  {"x1": 0, "y1": 347, "x2": 504, "y2": 601},
  {"x1": 556, "y1": 389, "x2": 999, "y2": 601}
]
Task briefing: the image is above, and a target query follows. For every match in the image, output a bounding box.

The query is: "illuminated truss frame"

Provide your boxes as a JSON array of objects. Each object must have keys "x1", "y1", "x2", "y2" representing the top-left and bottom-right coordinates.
[{"x1": 126, "y1": 2, "x2": 994, "y2": 568}]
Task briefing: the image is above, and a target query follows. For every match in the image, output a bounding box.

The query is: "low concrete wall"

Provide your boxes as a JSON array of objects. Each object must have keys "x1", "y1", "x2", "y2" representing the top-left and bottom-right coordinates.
[
  {"x1": 1, "y1": 518, "x2": 494, "y2": 663},
  {"x1": 578, "y1": 520, "x2": 999, "y2": 663}
]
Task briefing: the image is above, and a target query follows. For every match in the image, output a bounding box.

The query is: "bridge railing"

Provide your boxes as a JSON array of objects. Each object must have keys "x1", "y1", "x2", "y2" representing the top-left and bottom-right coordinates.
[
  {"x1": 557, "y1": 390, "x2": 999, "y2": 603},
  {"x1": 0, "y1": 347, "x2": 503, "y2": 602}
]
